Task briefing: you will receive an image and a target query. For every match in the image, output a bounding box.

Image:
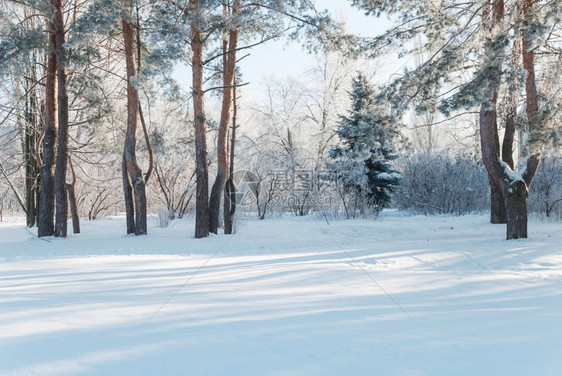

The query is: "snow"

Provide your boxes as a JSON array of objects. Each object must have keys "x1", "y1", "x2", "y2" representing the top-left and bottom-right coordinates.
[
  {"x1": 499, "y1": 158, "x2": 526, "y2": 183},
  {"x1": 376, "y1": 172, "x2": 401, "y2": 180},
  {"x1": 1, "y1": 213, "x2": 562, "y2": 375}
]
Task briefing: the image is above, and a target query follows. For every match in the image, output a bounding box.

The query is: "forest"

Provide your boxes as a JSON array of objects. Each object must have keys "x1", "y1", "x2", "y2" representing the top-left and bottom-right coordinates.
[
  {"x1": 1, "y1": 0, "x2": 561, "y2": 240},
  {"x1": 2, "y1": 1, "x2": 562, "y2": 375}
]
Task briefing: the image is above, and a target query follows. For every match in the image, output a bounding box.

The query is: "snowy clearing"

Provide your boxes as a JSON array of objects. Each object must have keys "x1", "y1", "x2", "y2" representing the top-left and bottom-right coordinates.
[{"x1": 1, "y1": 213, "x2": 562, "y2": 375}]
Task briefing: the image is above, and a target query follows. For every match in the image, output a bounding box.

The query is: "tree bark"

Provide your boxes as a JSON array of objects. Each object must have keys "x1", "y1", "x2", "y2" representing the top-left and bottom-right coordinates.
[
  {"x1": 521, "y1": 0, "x2": 538, "y2": 128},
  {"x1": 38, "y1": 17, "x2": 57, "y2": 238},
  {"x1": 489, "y1": 113, "x2": 506, "y2": 224},
  {"x1": 135, "y1": 11, "x2": 154, "y2": 185},
  {"x1": 224, "y1": 79, "x2": 238, "y2": 235},
  {"x1": 208, "y1": 0, "x2": 241, "y2": 234},
  {"x1": 122, "y1": 14, "x2": 147, "y2": 235},
  {"x1": 67, "y1": 156, "x2": 80, "y2": 234},
  {"x1": 66, "y1": 184, "x2": 80, "y2": 234},
  {"x1": 122, "y1": 154, "x2": 135, "y2": 233},
  {"x1": 489, "y1": 178, "x2": 506, "y2": 223},
  {"x1": 500, "y1": 0, "x2": 540, "y2": 239},
  {"x1": 24, "y1": 72, "x2": 39, "y2": 228},
  {"x1": 53, "y1": 0, "x2": 69, "y2": 238},
  {"x1": 504, "y1": 180, "x2": 527, "y2": 239},
  {"x1": 190, "y1": 0, "x2": 210, "y2": 238},
  {"x1": 482, "y1": 95, "x2": 539, "y2": 240},
  {"x1": 502, "y1": 105, "x2": 516, "y2": 170}
]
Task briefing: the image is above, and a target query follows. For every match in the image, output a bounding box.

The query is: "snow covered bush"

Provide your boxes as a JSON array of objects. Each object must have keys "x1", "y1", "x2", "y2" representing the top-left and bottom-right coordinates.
[
  {"x1": 528, "y1": 156, "x2": 562, "y2": 220},
  {"x1": 157, "y1": 208, "x2": 172, "y2": 228},
  {"x1": 394, "y1": 152, "x2": 489, "y2": 215}
]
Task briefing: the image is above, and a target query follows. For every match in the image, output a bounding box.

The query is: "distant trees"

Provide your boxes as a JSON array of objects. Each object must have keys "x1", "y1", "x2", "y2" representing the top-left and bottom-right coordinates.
[
  {"x1": 1, "y1": 0, "x2": 73, "y2": 237},
  {"x1": 162, "y1": 0, "x2": 342, "y2": 236},
  {"x1": 0, "y1": 0, "x2": 559, "y2": 241},
  {"x1": 395, "y1": 153, "x2": 489, "y2": 215},
  {"x1": 1, "y1": 0, "x2": 124, "y2": 237},
  {"x1": 529, "y1": 156, "x2": 562, "y2": 219}
]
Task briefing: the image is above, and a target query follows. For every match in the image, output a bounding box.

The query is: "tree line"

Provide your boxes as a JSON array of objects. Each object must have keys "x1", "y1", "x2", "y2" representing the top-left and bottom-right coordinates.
[{"x1": 0, "y1": 0, "x2": 560, "y2": 240}]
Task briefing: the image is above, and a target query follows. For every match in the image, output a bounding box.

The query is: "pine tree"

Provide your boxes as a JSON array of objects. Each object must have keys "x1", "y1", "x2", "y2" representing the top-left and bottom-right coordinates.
[
  {"x1": 331, "y1": 73, "x2": 402, "y2": 213},
  {"x1": 349, "y1": 0, "x2": 561, "y2": 239}
]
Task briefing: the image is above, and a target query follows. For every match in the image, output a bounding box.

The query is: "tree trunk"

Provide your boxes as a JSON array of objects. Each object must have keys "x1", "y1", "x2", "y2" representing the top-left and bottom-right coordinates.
[
  {"x1": 502, "y1": 105, "x2": 516, "y2": 170},
  {"x1": 521, "y1": 0, "x2": 538, "y2": 129},
  {"x1": 479, "y1": 0, "x2": 537, "y2": 239},
  {"x1": 122, "y1": 15, "x2": 147, "y2": 235},
  {"x1": 66, "y1": 183, "x2": 80, "y2": 234},
  {"x1": 488, "y1": 105, "x2": 506, "y2": 224},
  {"x1": 489, "y1": 98, "x2": 517, "y2": 224},
  {"x1": 67, "y1": 156, "x2": 80, "y2": 234},
  {"x1": 224, "y1": 75, "x2": 238, "y2": 235},
  {"x1": 122, "y1": 154, "x2": 135, "y2": 234},
  {"x1": 208, "y1": 0, "x2": 241, "y2": 234},
  {"x1": 481, "y1": 100, "x2": 539, "y2": 240},
  {"x1": 53, "y1": 0, "x2": 69, "y2": 238},
  {"x1": 135, "y1": 11, "x2": 154, "y2": 186},
  {"x1": 224, "y1": 177, "x2": 235, "y2": 234},
  {"x1": 24, "y1": 73, "x2": 39, "y2": 228},
  {"x1": 190, "y1": 0, "x2": 210, "y2": 238},
  {"x1": 489, "y1": 178, "x2": 506, "y2": 224},
  {"x1": 38, "y1": 17, "x2": 57, "y2": 238},
  {"x1": 504, "y1": 180, "x2": 528, "y2": 239}
]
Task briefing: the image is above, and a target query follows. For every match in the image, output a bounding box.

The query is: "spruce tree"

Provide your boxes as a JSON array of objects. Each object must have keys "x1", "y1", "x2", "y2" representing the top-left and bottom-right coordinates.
[{"x1": 331, "y1": 73, "x2": 402, "y2": 213}]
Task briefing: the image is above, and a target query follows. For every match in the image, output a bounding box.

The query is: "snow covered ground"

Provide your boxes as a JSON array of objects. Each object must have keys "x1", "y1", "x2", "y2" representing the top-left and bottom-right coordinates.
[{"x1": 1, "y1": 212, "x2": 561, "y2": 375}]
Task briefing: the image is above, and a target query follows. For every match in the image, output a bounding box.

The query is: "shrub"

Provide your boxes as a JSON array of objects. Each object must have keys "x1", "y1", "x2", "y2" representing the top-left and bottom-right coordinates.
[{"x1": 394, "y1": 152, "x2": 489, "y2": 215}]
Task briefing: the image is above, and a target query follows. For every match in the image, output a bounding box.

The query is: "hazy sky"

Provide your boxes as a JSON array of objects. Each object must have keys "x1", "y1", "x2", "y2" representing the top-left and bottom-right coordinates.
[
  {"x1": 171, "y1": 1, "x2": 400, "y2": 102},
  {"x1": 238, "y1": 0, "x2": 393, "y2": 87}
]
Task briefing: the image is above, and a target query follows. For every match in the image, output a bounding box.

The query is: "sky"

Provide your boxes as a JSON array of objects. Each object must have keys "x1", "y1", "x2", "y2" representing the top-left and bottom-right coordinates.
[
  {"x1": 238, "y1": 0, "x2": 394, "y2": 89},
  {"x1": 172, "y1": 1, "x2": 399, "y2": 101}
]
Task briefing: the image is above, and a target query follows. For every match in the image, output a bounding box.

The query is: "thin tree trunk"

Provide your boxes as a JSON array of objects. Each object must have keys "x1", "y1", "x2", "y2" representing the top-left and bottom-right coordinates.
[
  {"x1": 24, "y1": 72, "x2": 39, "y2": 228},
  {"x1": 209, "y1": 0, "x2": 241, "y2": 234},
  {"x1": 53, "y1": 0, "x2": 69, "y2": 238},
  {"x1": 122, "y1": 154, "x2": 135, "y2": 234},
  {"x1": 67, "y1": 156, "x2": 80, "y2": 233},
  {"x1": 521, "y1": 0, "x2": 538, "y2": 129},
  {"x1": 224, "y1": 81, "x2": 238, "y2": 234},
  {"x1": 135, "y1": 10, "x2": 154, "y2": 185},
  {"x1": 502, "y1": 105, "x2": 516, "y2": 170},
  {"x1": 190, "y1": 0, "x2": 210, "y2": 238},
  {"x1": 139, "y1": 104, "x2": 153, "y2": 183},
  {"x1": 489, "y1": 108, "x2": 506, "y2": 224},
  {"x1": 66, "y1": 184, "x2": 80, "y2": 234},
  {"x1": 38, "y1": 17, "x2": 57, "y2": 238},
  {"x1": 122, "y1": 14, "x2": 147, "y2": 235}
]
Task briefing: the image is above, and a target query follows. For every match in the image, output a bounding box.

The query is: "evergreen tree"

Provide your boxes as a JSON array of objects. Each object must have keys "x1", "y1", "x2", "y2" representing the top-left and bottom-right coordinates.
[
  {"x1": 349, "y1": 0, "x2": 561, "y2": 239},
  {"x1": 331, "y1": 73, "x2": 402, "y2": 213}
]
